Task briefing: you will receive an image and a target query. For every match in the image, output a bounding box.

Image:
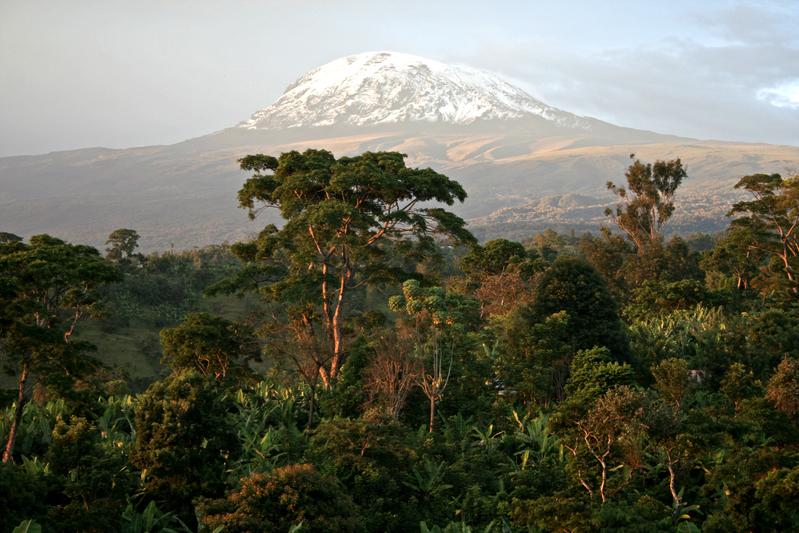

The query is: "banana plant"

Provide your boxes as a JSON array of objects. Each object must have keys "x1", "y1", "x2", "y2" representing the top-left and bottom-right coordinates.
[
  {"x1": 11, "y1": 520, "x2": 41, "y2": 533},
  {"x1": 511, "y1": 411, "x2": 562, "y2": 469},
  {"x1": 0, "y1": 398, "x2": 67, "y2": 459},
  {"x1": 419, "y1": 519, "x2": 500, "y2": 532},
  {"x1": 19, "y1": 455, "x2": 49, "y2": 475},
  {"x1": 120, "y1": 501, "x2": 193, "y2": 533},
  {"x1": 404, "y1": 457, "x2": 453, "y2": 499},
  {"x1": 228, "y1": 381, "x2": 304, "y2": 478},
  {"x1": 471, "y1": 424, "x2": 503, "y2": 456},
  {"x1": 96, "y1": 394, "x2": 136, "y2": 452}
]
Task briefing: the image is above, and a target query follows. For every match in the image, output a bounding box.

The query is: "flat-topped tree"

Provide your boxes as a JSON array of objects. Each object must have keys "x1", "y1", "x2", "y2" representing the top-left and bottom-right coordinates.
[{"x1": 232, "y1": 149, "x2": 474, "y2": 386}]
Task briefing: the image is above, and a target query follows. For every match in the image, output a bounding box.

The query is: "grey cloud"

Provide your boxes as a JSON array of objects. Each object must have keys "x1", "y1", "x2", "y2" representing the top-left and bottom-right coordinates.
[{"x1": 460, "y1": 5, "x2": 799, "y2": 146}]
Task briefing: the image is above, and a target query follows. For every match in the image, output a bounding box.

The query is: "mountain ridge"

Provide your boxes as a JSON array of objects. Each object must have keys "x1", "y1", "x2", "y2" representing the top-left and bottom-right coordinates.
[{"x1": 2, "y1": 51, "x2": 799, "y2": 250}]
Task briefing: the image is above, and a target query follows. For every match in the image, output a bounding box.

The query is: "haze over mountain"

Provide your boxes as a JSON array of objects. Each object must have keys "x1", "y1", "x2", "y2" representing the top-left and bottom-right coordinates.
[{"x1": 2, "y1": 51, "x2": 798, "y2": 249}]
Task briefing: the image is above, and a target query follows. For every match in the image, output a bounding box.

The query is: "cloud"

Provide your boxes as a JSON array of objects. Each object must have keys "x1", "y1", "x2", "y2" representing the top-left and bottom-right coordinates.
[
  {"x1": 758, "y1": 80, "x2": 799, "y2": 109},
  {"x1": 458, "y1": 2, "x2": 799, "y2": 146}
]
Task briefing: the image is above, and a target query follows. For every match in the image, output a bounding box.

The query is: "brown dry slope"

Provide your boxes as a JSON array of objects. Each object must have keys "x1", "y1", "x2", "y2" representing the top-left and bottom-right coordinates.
[{"x1": 2, "y1": 120, "x2": 799, "y2": 250}]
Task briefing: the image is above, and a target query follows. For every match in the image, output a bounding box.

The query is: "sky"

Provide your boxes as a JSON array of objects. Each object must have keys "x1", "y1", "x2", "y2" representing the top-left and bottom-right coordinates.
[{"x1": 1, "y1": 0, "x2": 797, "y2": 157}]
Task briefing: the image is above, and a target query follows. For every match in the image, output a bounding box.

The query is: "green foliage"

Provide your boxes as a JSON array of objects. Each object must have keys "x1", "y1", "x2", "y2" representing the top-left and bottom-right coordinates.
[
  {"x1": 494, "y1": 310, "x2": 574, "y2": 405},
  {"x1": 159, "y1": 312, "x2": 259, "y2": 379},
  {"x1": 606, "y1": 156, "x2": 687, "y2": 253},
  {"x1": 625, "y1": 279, "x2": 711, "y2": 321},
  {"x1": 6, "y1": 154, "x2": 799, "y2": 532},
  {"x1": 460, "y1": 238, "x2": 539, "y2": 279},
  {"x1": 530, "y1": 256, "x2": 629, "y2": 360},
  {"x1": 767, "y1": 356, "x2": 799, "y2": 419},
  {"x1": 106, "y1": 228, "x2": 141, "y2": 263},
  {"x1": 130, "y1": 371, "x2": 240, "y2": 522},
  {"x1": 389, "y1": 279, "x2": 481, "y2": 333},
  {"x1": 307, "y1": 418, "x2": 416, "y2": 531},
  {"x1": 103, "y1": 245, "x2": 242, "y2": 328},
  {"x1": 579, "y1": 227, "x2": 633, "y2": 295},
  {"x1": 200, "y1": 463, "x2": 360, "y2": 533},
  {"x1": 11, "y1": 520, "x2": 42, "y2": 533},
  {"x1": 651, "y1": 358, "x2": 693, "y2": 408},
  {"x1": 620, "y1": 236, "x2": 703, "y2": 288},
  {"x1": 0, "y1": 462, "x2": 49, "y2": 532},
  {"x1": 729, "y1": 173, "x2": 799, "y2": 293},
  {"x1": 45, "y1": 415, "x2": 135, "y2": 532},
  {"x1": 560, "y1": 347, "x2": 636, "y2": 415},
  {"x1": 0, "y1": 234, "x2": 121, "y2": 459},
  {"x1": 228, "y1": 149, "x2": 475, "y2": 384},
  {"x1": 120, "y1": 501, "x2": 191, "y2": 533},
  {"x1": 0, "y1": 398, "x2": 68, "y2": 459},
  {"x1": 228, "y1": 381, "x2": 305, "y2": 478}
]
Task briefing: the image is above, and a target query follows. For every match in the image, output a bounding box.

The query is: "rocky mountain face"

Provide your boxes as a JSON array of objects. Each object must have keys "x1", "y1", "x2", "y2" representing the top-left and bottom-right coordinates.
[{"x1": 2, "y1": 51, "x2": 798, "y2": 250}]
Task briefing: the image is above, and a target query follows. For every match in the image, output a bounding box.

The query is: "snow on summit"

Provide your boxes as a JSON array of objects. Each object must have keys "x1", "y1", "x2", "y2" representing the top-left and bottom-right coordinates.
[{"x1": 238, "y1": 51, "x2": 588, "y2": 130}]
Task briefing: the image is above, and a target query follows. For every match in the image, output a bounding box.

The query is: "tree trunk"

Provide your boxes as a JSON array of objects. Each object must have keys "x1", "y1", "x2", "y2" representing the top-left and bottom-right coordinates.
[
  {"x1": 329, "y1": 268, "x2": 348, "y2": 382},
  {"x1": 428, "y1": 394, "x2": 436, "y2": 433},
  {"x1": 2, "y1": 359, "x2": 30, "y2": 464},
  {"x1": 307, "y1": 382, "x2": 316, "y2": 427}
]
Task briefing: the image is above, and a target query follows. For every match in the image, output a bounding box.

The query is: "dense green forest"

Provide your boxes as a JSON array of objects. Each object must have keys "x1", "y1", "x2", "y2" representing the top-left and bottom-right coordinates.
[{"x1": 1, "y1": 151, "x2": 798, "y2": 532}]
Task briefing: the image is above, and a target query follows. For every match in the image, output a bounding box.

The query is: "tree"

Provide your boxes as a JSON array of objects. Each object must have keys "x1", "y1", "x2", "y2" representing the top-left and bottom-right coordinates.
[
  {"x1": 200, "y1": 464, "x2": 360, "y2": 532},
  {"x1": 563, "y1": 386, "x2": 649, "y2": 504},
  {"x1": 363, "y1": 331, "x2": 419, "y2": 420},
  {"x1": 0, "y1": 235, "x2": 120, "y2": 463},
  {"x1": 105, "y1": 228, "x2": 140, "y2": 263},
  {"x1": 307, "y1": 418, "x2": 416, "y2": 531},
  {"x1": 460, "y1": 239, "x2": 531, "y2": 278},
  {"x1": 495, "y1": 310, "x2": 575, "y2": 406},
  {"x1": 562, "y1": 347, "x2": 636, "y2": 412},
  {"x1": 606, "y1": 156, "x2": 687, "y2": 254},
  {"x1": 0, "y1": 232, "x2": 22, "y2": 244},
  {"x1": 389, "y1": 280, "x2": 481, "y2": 432},
  {"x1": 530, "y1": 257, "x2": 629, "y2": 360},
  {"x1": 579, "y1": 228, "x2": 633, "y2": 296},
  {"x1": 131, "y1": 371, "x2": 240, "y2": 524},
  {"x1": 728, "y1": 173, "x2": 799, "y2": 292},
  {"x1": 701, "y1": 224, "x2": 764, "y2": 291},
  {"x1": 159, "y1": 312, "x2": 259, "y2": 380},
  {"x1": 229, "y1": 149, "x2": 474, "y2": 387},
  {"x1": 45, "y1": 416, "x2": 135, "y2": 531},
  {"x1": 651, "y1": 358, "x2": 693, "y2": 410},
  {"x1": 766, "y1": 356, "x2": 799, "y2": 420},
  {"x1": 461, "y1": 239, "x2": 541, "y2": 317}
]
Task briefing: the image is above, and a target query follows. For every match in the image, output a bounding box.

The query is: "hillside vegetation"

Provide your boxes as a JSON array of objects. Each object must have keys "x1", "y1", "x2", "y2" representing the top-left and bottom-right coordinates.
[{"x1": 1, "y1": 151, "x2": 798, "y2": 532}]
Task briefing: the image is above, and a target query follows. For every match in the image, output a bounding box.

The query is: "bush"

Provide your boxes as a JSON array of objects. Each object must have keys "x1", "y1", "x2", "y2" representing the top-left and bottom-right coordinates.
[
  {"x1": 130, "y1": 371, "x2": 240, "y2": 523},
  {"x1": 200, "y1": 463, "x2": 360, "y2": 532}
]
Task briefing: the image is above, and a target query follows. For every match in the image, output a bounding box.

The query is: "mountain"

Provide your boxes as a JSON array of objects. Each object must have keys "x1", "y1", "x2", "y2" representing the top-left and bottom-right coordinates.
[
  {"x1": 2, "y1": 51, "x2": 798, "y2": 250},
  {"x1": 239, "y1": 51, "x2": 593, "y2": 130}
]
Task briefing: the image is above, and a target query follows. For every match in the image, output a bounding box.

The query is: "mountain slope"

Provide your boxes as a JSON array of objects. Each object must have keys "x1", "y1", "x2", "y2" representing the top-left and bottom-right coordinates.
[{"x1": 1, "y1": 51, "x2": 798, "y2": 250}]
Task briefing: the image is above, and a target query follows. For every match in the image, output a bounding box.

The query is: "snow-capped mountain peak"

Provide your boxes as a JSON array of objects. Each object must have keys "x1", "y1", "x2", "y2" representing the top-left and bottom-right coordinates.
[{"x1": 238, "y1": 51, "x2": 588, "y2": 130}]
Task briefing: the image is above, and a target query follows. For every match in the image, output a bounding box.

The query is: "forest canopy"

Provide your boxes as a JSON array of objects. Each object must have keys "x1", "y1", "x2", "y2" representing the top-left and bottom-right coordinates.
[{"x1": 1, "y1": 155, "x2": 798, "y2": 532}]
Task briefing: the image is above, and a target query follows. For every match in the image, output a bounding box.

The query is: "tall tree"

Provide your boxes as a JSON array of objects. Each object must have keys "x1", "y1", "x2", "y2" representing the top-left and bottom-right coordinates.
[
  {"x1": 229, "y1": 149, "x2": 474, "y2": 386},
  {"x1": 530, "y1": 257, "x2": 629, "y2": 360},
  {"x1": 389, "y1": 280, "x2": 481, "y2": 432},
  {"x1": 605, "y1": 156, "x2": 687, "y2": 254},
  {"x1": 701, "y1": 224, "x2": 763, "y2": 291},
  {"x1": 0, "y1": 235, "x2": 120, "y2": 463},
  {"x1": 728, "y1": 173, "x2": 799, "y2": 292}
]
